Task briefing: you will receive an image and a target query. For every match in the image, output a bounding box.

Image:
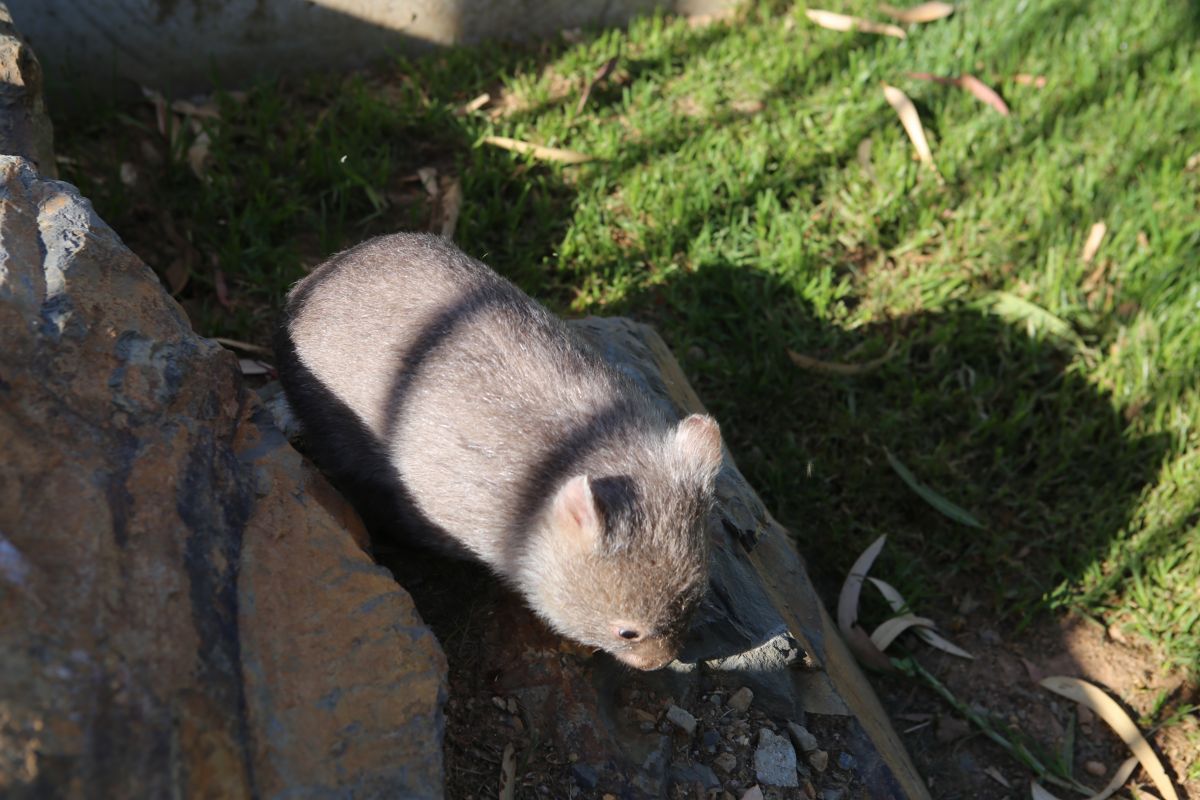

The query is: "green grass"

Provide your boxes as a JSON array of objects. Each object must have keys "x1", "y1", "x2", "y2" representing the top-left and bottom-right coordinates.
[{"x1": 57, "y1": 0, "x2": 1200, "y2": 683}]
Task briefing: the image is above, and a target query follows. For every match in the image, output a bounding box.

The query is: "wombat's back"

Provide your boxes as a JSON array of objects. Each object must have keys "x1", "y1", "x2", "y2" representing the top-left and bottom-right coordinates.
[{"x1": 278, "y1": 233, "x2": 672, "y2": 563}]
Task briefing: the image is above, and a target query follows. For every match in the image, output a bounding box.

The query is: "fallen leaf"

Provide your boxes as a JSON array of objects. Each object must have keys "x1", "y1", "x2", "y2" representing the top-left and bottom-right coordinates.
[
  {"x1": 439, "y1": 177, "x2": 462, "y2": 240},
  {"x1": 906, "y1": 72, "x2": 1009, "y2": 115},
  {"x1": 141, "y1": 86, "x2": 169, "y2": 137},
  {"x1": 457, "y1": 92, "x2": 491, "y2": 115},
  {"x1": 482, "y1": 135, "x2": 593, "y2": 164},
  {"x1": 416, "y1": 166, "x2": 440, "y2": 199},
  {"x1": 1014, "y1": 73, "x2": 1048, "y2": 88},
  {"x1": 885, "y1": 449, "x2": 984, "y2": 528},
  {"x1": 164, "y1": 258, "x2": 189, "y2": 296},
  {"x1": 212, "y1": 337, "x2": 273, "y2": 356},
  {"x1": 187, "y1": 129, "x2": 212, "y2": 179},
  {"x1": 868, "y1": 577, "x2": 975, "y2": 658},
  {"x1": 1039, "y1": 676, "x2": 1179, "y2": 800},
  {"x1": 983, "y1": 766, "x2": 1011, "y2": 788},
  {"x1": 1086, "y1": 756, "x2": 1138, "y2": 800},
  {"x1": 878, "y1": 2, "x2": 955, "y2": 23},
  {"x1": 882, "y1": 84, "x2": 937, "y2": 173},
  {"x1": 805, "y1": 9, "x2": 906, "y2": 39},
  {"x1": 838, "y1": 534, "x2": 887, "y2": 632},
  {"x1": 238, "y1": 358, "x2": 272, "y2": 376},
  {"x1": 1021, "y1": 657, "x2": 1047, "y2": 684},
  {"x1": 837, "y1": 535, "x2": 896, "y2": 671},
  {"x1": 870, "y1": 613, "x2": 938, "y2": 651},
  {"x1": 1030, "y1": 782, "x2": 1060, "y2": 800},
  {"x1": 119, "y1": 162, "x2": 138, "y2": 187},
  {"x1": 959, "y1": 75, "x2": 1009, "y2": 115},
  {"x1": 576, "y1": 55, "x2": 619, "y2": 114},
  {"x1": 1081, "y1": 221, "x2": 1107, "y2": 263},
  {"x1": 787, "y1": 341, "x2": 898, "y2": 375},
  {"x1": 985, "y1": 291, "x2": 1084, "y2": 349},
  {"x1": 170, "y1": 97, "x2": 221, "y2": 119},
  {"x1": 498, "y1": 742, "x2": 517, "y2": 800},
  {"x1": 214, "y1": 265, "x2": 233, "y2": 310}
]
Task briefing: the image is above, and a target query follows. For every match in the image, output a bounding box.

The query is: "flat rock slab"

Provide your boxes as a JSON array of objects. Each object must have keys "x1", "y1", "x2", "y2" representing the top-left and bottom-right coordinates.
[{"x1": 0, "y1": 156, "x2": 447, "y2": 798}]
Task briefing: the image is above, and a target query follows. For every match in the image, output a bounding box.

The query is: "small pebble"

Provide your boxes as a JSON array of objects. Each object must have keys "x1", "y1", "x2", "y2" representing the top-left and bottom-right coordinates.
[
  {"x1": 727, "y1": 687, "x2": 754, "y2": 714},
  {"x1": 666, "y1": 704, "x2": 698, "y2": 736},
  {"x1": 701, "y1": 729, "x2": 721, "y2": 752},
  {"x1": 1084, "y1": 760, "x2": 1107, "y2": 777},
  {"x1": 740, "y1": 787, "x2": 764, "y2": 800},
  {"x1": 507, "y1": 698, "x2": 518, "y2": 714},
  {"x1": 808, "y1": 749, "x2": 829, "y2": 772},
  {"x1": 822, "y1": 789, "x2": 843, "y2": 800},
  {"x1": 713, "y1": 752, "x2": 738, "y2": 774},
  {"x1": 837, "y1": 751, "x2": 857, "y2": 771},
  {"x1": 754, "y1": 728, "x2": 799, "y2": 787},
  {"x1": 787, "y1": 722, "x2": 819, "y2": 753},
  {"x1": 802, "y1": 780, "x2": 817, "y2": 799},
  {"x1": 491, "y1": 696, "x2": 507, "y2": 712}
]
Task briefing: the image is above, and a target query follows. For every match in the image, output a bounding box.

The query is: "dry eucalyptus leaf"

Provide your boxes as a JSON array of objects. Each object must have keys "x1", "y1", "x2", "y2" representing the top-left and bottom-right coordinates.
[
  {"x1": 869, "y1": 613, "x2": 937, "y2": 651},
  {"x1": 787, "y1": 341, "x2": 897, "y2": 375},
  {"x1": 458, "y1": 92, "x2": 491, "y2": 114},
  {"x1": 805, "y1": 9, "x2": 907, "y2": 39},
  {"x1": 983, "y1": 766, "x2": 1011, "y2": 788},
  {"x1": 238, "y1": 358, "x2": 272, "y2": 377},
  {"x1": 498, "y1": 742, "x2": 517, "y2": 800},
  {"x1": 164, "y1": 258, "x2": 189, "y2": 296},
  {"x1": 836, "y1": 536, "x2": 896, "y2": 670},
  {"x1": 187, "y1": 130, "x2": 212, "y2": 179},
  {"x1": 1014, "y1": 73, "x2": 1048, "y2": 88},
  {"x1": 1039, "y1": 676, "x2": 1179, "y2": 800},
  {"x1": 959, "y1": 75, "x2": 1010, "y2": 115},
  {"x1": 1030, "y1": 782, "x2": 1059, "y2": 800},
  {"x1": 867, "y1": 577, "x2": 975, "y2": 658},
  {"x1": 882, "y1": 84, "x2": 937, "y2": 172},
  {"x1": 577, "y1": 55, "x2": 619, "y2": 114},
  {"x1": 416, "y1": 167, "x2": 440, "y2": 199},
  {"x1": 878, "y1": 2, "x2": 955, "y2": 23},
  {"x1": 1082, "y1": 221, "x2": 1107, "y2": 263},
  {"x1": 212, "y1": 337, "x2": 273, "y2": 357},
  {"x1": 838, "y1": 534, "x2": 887, "y2": 633},
  {"x1": 439, "y1": 177, "x2": 463, "y2": 240},
  {"x1": 483, "y1": 136, "x2": 593, "y2": 164}
]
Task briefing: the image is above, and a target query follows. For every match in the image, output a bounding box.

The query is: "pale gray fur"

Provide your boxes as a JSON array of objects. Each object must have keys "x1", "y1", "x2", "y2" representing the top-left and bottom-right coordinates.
[{"x1": 279, "y1": 233, "x2": 721, "y2": 669}]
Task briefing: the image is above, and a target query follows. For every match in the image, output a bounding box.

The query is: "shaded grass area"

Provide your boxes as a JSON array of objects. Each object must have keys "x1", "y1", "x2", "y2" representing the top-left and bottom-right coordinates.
[{"x1": 57, "y1": 0, "x2": 1198, "y2": 704}]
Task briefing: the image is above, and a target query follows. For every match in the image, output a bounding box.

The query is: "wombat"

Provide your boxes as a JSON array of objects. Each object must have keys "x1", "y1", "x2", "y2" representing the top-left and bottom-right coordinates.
[{"x1": 275, "y1": 233, "x2": 722, "y2": 670}]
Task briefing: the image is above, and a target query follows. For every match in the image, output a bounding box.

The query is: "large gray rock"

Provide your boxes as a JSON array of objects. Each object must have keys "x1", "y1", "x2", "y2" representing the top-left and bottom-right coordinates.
[
  {"x1": 0, "y1": 153, "x2": 447, "y2": 797},
  {"x1": 0, "y1": 4, "x2": 53, "y2": 176}
]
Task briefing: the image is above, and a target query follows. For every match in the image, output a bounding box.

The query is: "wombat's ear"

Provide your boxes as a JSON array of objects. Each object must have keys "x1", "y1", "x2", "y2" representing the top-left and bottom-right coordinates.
[
  {"x1": 674, "y1": 414, "x2": 723, "y2": 486},
  {"x1": 550, "y1": 475, "x2": 604, "y2": 549}
]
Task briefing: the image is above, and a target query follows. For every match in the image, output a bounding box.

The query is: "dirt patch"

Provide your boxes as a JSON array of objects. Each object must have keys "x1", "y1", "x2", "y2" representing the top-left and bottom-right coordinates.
[{"x1": 882, "y1": 613, "x2": 1198, "y2": 799}]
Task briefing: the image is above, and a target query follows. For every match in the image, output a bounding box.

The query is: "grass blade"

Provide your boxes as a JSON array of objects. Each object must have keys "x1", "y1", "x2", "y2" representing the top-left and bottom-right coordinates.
[{"x1": 885, "y1": 449, "x2": 984, "y2": 528}]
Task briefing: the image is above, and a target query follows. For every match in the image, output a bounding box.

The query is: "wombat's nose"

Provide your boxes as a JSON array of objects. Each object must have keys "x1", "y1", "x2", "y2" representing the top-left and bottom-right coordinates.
[{"x1": 617, "y1": 650, "x2": 675, "y2": 671}]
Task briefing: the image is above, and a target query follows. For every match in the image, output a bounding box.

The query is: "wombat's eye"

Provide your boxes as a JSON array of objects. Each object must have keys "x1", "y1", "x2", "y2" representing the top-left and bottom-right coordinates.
[{"x1": 616, "y1": 628, "x2": 641, "y2": 641}]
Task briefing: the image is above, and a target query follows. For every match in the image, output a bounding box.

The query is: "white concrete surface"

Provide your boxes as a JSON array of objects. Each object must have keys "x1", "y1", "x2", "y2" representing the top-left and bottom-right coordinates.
[{"x1": 9, "y1": 0, "x2": 730, "y2": 110}]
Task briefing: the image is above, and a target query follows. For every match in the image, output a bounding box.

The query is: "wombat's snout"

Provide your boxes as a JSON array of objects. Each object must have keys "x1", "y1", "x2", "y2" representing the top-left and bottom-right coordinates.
[{"x1": 614, "y1": 642, "x2": 678, "y2": 671}]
